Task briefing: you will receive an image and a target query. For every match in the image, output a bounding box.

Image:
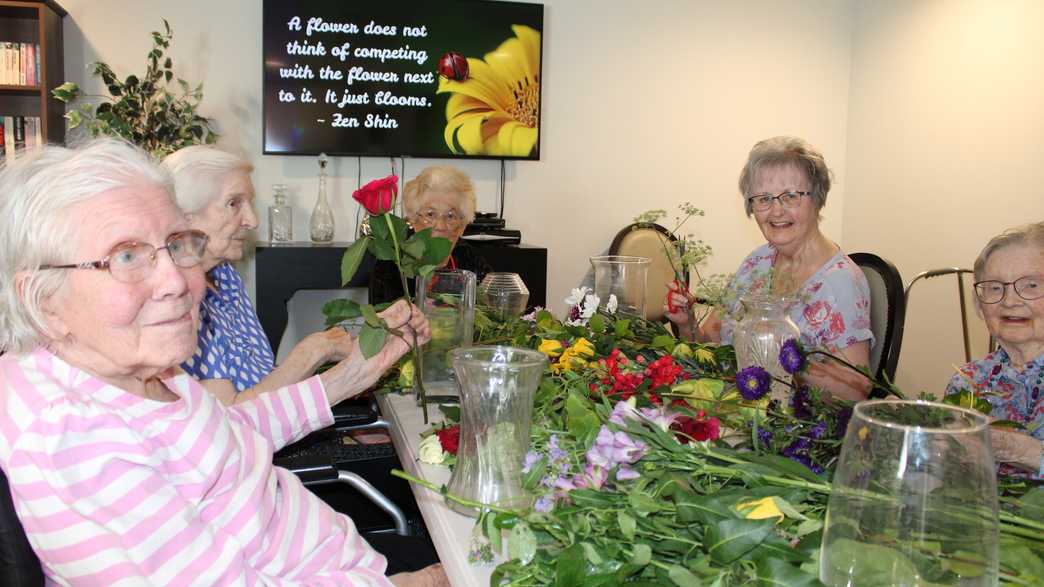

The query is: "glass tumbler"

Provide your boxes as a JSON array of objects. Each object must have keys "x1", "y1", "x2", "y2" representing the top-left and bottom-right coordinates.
[
  {"x1": 820, "y1": 400, "x2": 998, "y2": 587},
  {"x1": 414, "y1": 269, "x2": 476, "y2": 401},
  {"x1": 590, "y1": 255, "x2": 651, "y2": 318}
]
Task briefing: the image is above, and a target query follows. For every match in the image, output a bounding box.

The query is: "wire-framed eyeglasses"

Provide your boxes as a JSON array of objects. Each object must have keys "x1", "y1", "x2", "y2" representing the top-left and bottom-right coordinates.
[
  {"x1": 747, "y1": 191, "x2": 812, "y2": 212},
  {"x1": 973, "y1": 275, "x2": 1043, "y2": 304},
  {"x1": 414, "y1": 207, "x2": 464, "y2": 227},
  {"x1": 40, "y1": 229, "x2": 209, "y2": 284}
]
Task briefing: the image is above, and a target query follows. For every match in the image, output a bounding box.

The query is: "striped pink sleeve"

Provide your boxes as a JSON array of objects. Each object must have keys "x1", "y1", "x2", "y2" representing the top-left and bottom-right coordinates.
[{"x1": 227, "y1": 375, "x2": 334, "y2": 450}]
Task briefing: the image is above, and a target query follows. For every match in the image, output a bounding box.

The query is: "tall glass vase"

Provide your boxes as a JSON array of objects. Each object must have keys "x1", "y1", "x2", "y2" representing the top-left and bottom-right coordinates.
[
  {"x1": 414, "y1": 269, "x2": 476, "y2": 401},
  {"x1": 590, "y1": 255, "x2": 651, "y2": 318},
  {"x1": 445, "y1": 346, "x2": 546, "y2": 516},
  {"x1": 820, "y1": 400, "x2": 998, "y2": 586},
  {"x1": 310, "y1": 153, "x2": 334, "y2": 243},
  {"x1": 732, "y1": 294, "x2": 800, "y2": 401}
]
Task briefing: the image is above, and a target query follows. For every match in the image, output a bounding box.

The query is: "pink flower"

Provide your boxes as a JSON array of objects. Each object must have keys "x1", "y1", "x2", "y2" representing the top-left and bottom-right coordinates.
[
  {"x1": 804, "y1": 300, "x2": 831, "y2": 327},
  {"x1": 352, "y1": 175, "x2": 398, "y2": 215}
]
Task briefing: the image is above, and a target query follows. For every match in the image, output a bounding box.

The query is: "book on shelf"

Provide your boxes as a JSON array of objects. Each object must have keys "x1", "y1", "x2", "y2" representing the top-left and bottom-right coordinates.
[
  {"x1": 1, "y1": 116, "x2": 43, "y2": 160},
  {"x1": 0, "y1": 42, "x2": 41, "y2": 86}
]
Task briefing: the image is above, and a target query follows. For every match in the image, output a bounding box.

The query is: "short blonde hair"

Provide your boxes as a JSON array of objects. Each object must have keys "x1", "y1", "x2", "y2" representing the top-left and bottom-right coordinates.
[
  {"x1": 0, "y1": 139, "x2": 173, "y2": 354},
  {"x1": 973, "y1": 222, "x2": 1044, "y2": 282},
  {"x1": 738, "y1": 136, "x2": 832, "y2": 217},
  {"x1": 402, "y1": 166, "x2": 476, "y2": 224},
  {"x1": 161, "y1": 145, "x2": 253, "y2": 214}
]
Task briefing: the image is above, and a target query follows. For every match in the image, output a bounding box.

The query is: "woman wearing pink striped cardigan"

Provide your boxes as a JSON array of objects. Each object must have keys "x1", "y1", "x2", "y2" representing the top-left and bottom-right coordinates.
[{"x1": 0, "y1": 139, "x2": 446, "y2": 586}]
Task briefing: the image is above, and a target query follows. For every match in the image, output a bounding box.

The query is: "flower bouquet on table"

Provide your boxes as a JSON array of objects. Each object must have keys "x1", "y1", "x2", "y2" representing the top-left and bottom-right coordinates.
[{"x1": 322, "y1": 173, "x2": 452, "y2": 420}]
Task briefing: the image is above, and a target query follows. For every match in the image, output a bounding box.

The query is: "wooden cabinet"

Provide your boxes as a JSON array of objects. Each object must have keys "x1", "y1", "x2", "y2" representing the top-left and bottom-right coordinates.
[{"x1": 0, "y1": 0, "x2": 65, "y2": 145}]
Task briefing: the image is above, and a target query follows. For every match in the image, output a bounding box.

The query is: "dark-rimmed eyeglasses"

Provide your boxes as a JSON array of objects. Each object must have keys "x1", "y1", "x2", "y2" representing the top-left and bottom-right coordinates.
[
  {"x1": 747, "y1": 191, "x2": 812, "y2": 212},
  {"x1": 973, "y1": 275, "x2": 1043, "y2": 304},
  {"x1": 414, "y1": 207, "x2": 464, "y2": 227},
  {"x1": 40, "y1": 230, "x2": 209, "y2": 284}
]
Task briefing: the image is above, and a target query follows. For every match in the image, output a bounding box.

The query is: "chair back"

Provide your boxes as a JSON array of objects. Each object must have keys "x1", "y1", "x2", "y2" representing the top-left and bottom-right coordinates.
[
  {"x1": 903, "y1": 267, "x2": 993, "y2": 366},
  {"x1": 609, "y1": 223, "x2": 681, "y2": 322},
  {"x1": 849, "y1": 252, "x2": 906, "y2": 384},
  {"x1": 0, "y1": 469, "x2": 44, "y2": 586}
]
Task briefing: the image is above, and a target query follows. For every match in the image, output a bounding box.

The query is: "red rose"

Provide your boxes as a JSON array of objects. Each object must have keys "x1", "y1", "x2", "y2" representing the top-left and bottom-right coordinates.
[
  {"x1": 672, "y1": 413, "x2": 721, "y2": 443},
  {"x1": 352, "y1": 175, "x2": 398, "y2": 215},
  {"x1": 435, "y1": 424, "x2": 460, "y2": 455}
]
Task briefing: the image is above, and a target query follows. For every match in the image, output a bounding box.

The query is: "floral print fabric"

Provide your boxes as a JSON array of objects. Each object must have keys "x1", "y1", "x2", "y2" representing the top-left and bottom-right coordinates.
[
  {"x1": 946, "y1": 348, "x2": 1044, "y2": 478},
  {"x1": 719, "y1": 244, "x2": 874, "y2": 354}
]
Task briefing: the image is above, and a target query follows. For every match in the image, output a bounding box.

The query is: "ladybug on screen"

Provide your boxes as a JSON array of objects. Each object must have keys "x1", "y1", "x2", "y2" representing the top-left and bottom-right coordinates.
[{"x1": 437, "y1": 51, "x2": 469, "y2": 82}]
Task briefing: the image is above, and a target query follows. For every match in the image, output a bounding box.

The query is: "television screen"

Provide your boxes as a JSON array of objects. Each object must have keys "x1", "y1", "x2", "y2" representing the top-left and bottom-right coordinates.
[{"x1": 262, "y1": 0, "x2": 544, "y2": 160}]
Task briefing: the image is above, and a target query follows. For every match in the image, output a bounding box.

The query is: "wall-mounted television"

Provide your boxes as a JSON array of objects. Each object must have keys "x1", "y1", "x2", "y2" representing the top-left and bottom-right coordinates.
[{"x1": 262, "y1": 0, "x2": 544, "y2": 160}]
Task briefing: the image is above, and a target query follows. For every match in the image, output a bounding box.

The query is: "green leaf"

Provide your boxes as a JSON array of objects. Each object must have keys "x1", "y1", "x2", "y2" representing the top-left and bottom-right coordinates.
[
  {"x1": 629, "y1": 543, "x2": 651, "y2": 566},
  {"x1": 820, "y1": 538, "x2": 919, "y2": 585},
  {"x1": 587, "y1": 313, "x2": 606, "y2": 333},
  {"x1": 617, "y1": 511, "x2": 636, "y2": 541},
  {"x1": 402, "y1": 237, "x2": 426, "y2": 261},
  {"x1": 340, "y1": 237, "x2": 370, "y2": 285},
  {"x1": 614, "y1": 319, "x2": 631, "y2": 336},
  {"x1": 651, "y1": 334, "x2": 676, "y2": 351},
  {"x1": 507, "y1": 522, "x2": 536, "y2": 565},
  {"x1": 627, "y1": 492, "x2": 662, "y2": 516},
  {"x1": 555, "y1": 544, "x2": 585, "y2": 587},
  {"x1": 522, "y1": 456, "x2": 547, "y2": 491},
  {"x1": 358, "y1": 324, "x2": 386, "y2": 358},
  {"x1": 485, "y1": 511, "x2": 502, "y2": 555},
  {"x1": 321, "y1": 298, "x2": 362, "y2": 326},
  {"x1": 753, "y1": 557, "x2": 822, "y2": 587},
  {"x1": 360, "y1": 304, "x2": 382, "y2": 328},
  {"x1": 667, "y1": 565, "x2": 701, "y2": 587},
  {"x1": 675, "y1": 491, "x2": 732, "y2": 525},
  {"x1": 1000, "y1": 544, "x2": 1044, "y2": 584},
  {"x1": 1018, "y1": 487, "x2": 1044, "y2": 522},
  {"x1": 705, "y1": 518, "x2": 775, "y2": 564},
  {"x1": 565, "y1": 391, "x2": 600, "y2": 444},
  {"x1": 581, "y1": 542, "x2": 603, "y2": 566}
]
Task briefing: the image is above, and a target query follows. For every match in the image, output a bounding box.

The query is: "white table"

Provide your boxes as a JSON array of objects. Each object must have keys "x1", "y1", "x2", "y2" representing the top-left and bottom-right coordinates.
[{"x1": 377, "y1": 393, "x2": 494, "y2": 587}]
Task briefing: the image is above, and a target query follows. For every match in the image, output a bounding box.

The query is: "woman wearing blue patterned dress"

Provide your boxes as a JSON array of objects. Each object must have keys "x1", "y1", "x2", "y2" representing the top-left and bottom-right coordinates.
[
  {"x1": 162, "y1": 147, "x2": 354, "y2": 399},
  {"x1": 946, "y1": 222, "x2": 1044, "y2": 478},
  {"x1": 666, "y1": 137, "x2": 873, "y2": 401}
]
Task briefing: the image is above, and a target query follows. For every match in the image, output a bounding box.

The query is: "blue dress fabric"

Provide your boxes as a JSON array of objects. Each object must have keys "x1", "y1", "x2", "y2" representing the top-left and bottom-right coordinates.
[
  {"x1": 719, "y1": 243, "x2": 875, "y2": 353},
  {"x1": 946, "y1": 348, "x2": 1044, "y2": 478},
  {"x1": 181, "y1": 262, "x2": 275, "y2": 392}
]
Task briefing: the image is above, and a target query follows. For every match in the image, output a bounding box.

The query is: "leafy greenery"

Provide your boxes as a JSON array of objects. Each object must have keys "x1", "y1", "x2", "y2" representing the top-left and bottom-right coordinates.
[{"x1": 52, "y1": 20, "x2": 218, "y2": 157}]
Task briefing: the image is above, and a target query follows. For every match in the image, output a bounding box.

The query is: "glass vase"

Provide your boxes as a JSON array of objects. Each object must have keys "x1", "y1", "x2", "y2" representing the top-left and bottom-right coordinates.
[
  {"x1": 478, "y1": 272, "x2": 529, "y2": 321},
  {"x1": 820, "y1": 400, "x2": 998, "y2": 587},
  {"x1": 732, "y1": 294, "x2": 800, "y2": 401},
  {"x1": 414, "y1": 269, "x2": 476, "y2": 402},
  {"x1": 310, "y1": 154, "x2": 334, "y2": 243},
  {"x1": 590, "y1": 255, "x2": 651, "y2": 318},
  {"x1": 445, "y1": 346, "x2": 546, "y2": 516}
]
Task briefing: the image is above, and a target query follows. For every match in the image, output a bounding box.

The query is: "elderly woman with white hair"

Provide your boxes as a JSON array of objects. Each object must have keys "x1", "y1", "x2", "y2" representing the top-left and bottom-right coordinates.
[
  {"x1": 667, "y1": 136, "x2": 874, "y2": 400},
  {"x1": 369, "y1": 165, "x2": 492, "y2": 304},
  {"x1": 161, "y1": 146, "x2": 353, "y2": 398},
  {"x1": 947, "y1": 222, "x2": 1044, "y2": 478},
  {"x1": 0, "y1": 139, "x2": 445, "y2": 585}
]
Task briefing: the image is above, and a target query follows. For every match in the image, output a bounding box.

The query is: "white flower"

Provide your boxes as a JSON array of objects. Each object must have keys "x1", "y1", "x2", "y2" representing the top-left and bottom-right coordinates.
[
  {"x1": 564, "y1": 286, "x2": 590, "y2": 306},
  {"x1": 606, "y1": 294, "x2": 618, "y2": 314},
  {"x1": 581, "y1": 293, "x2": 600, "y2": 318},
  {"x1": 418, "y1": 434, "x2": 446, "y2": 465}
]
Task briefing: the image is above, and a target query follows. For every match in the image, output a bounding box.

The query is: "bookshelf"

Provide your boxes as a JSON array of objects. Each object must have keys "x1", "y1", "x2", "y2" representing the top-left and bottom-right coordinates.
[{"x1": 0, "y1": 0, "x2": 64, "y2": 151}]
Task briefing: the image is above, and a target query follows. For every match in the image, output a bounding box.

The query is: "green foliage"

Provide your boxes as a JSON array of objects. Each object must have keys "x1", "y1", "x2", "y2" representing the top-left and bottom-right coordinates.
[{"x1": 52, "y1": 20, "x2": 218, "y2": 157}]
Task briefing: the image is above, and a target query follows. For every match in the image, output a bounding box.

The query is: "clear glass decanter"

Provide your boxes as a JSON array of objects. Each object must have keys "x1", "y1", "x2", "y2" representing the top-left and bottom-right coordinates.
[
  {"x1": 268, "y1": 183, "x2": 293, "y2": 243},
  {"x1": 309, "y1": 153, "x2": 335, "y2": 243}
]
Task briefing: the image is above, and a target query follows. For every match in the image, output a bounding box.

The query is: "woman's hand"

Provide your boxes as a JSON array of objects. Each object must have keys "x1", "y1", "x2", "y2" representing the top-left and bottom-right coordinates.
[
  {"x1": 389, "y1": 563, "x2": 450, "y2": 587},
  {"x1": 989, "y1": 426, "x2": 1044, "y2": 473},
  {"x1": 664, "y1": 280, "x2": 697, "y2": 340},
  {"x1": 295, "y1": 326, "x2": 355, "y2": 366},
  {"x1": 797, "y1": 341, "x2": 873, "y2": 401}
]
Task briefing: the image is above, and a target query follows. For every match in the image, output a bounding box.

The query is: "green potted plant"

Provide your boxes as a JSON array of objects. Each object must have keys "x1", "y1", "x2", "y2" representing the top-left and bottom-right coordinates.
[{"x1": 52, "y1": 20, "x2": 218, "y2": 157}]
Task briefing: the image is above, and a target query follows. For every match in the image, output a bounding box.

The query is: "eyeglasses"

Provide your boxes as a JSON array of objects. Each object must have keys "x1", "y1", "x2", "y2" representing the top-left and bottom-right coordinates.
[
  {"x1": 40, "y1": 230, "x2": 209, "y2": 284},
  {"x1": 414, "y1": 208, "x2": 464, "y2": 227},
  {"x1": 747, "y1": 191, "x2": 812, "y2": 212},
  {"x1": 973, "y1": 275, "x2": 1044, "y2": 304}
]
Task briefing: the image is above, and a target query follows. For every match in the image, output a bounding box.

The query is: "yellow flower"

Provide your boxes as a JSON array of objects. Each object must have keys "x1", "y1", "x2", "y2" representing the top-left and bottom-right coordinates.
[
  {"x1": 397, "y1": 359, "x2": 415, "y2": 388},
  {"x1": 437, "y1": 25, "x2": 541, "y2": 157},
  {"x1": 694, "y1": 347, "x2": 716, "y2": 364},
  {"x1": 570, "y1": 337, "x2": 595, "y2": 359},
  {"x1": 538, "y1": 339, "x2": 563, "y2": 358},
  {"x1": 736, "y1": 497, "x2": 785, "y2": 523}
]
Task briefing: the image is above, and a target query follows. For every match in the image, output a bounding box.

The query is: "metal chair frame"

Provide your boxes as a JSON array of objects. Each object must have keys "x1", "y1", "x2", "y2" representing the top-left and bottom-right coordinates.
[{"x1": 903, "y1": 267, "x2": 981, "y2": 364}]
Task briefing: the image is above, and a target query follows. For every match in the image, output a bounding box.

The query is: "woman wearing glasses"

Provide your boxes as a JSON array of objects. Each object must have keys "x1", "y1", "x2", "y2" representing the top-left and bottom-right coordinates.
[
  {"x1": 162, "y1": 146, "x2": 356, "y2": 398},
  {"x1": 0, "y1": 140, "x2": 446, "y2": 585},
  {"x1": 947, "y1": 223, "x2": 1044, "y2": 478},
  {"x1": 667, "y1": 136, "x2": 874, "y2": 400},
  {"x1": 369, "y1": 165, "x2": 492, "y2": 304}
]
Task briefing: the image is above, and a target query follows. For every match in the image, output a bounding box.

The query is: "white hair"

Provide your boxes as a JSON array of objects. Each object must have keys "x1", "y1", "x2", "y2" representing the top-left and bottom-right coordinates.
[
  {"x1": 974, "y1": 221, "x2": 1044, "y2": 282},
  {"x1": 161, "y1": 145, "x2": 253, "y2": 214},
  {"x1": 0, "y1": 138, "x2": 173, "y2": 354},
  {"x1": 402, "y1": 165, "x2": 477, "y2": 224}
]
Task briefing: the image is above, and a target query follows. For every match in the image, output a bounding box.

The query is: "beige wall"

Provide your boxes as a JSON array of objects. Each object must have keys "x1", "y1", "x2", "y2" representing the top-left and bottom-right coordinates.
[
  {"x1": 842, "y1": 0, "x2": 1044, "y2": 396},
  {"x1": 58, "y1": 0, "x2": 856, "y2": 318}
]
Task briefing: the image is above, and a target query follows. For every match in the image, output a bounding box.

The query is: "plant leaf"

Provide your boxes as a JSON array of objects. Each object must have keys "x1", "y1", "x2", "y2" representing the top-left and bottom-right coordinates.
[
  {"x1": 340, "y1": 237, "x2": 370, "y2": 285},
  {"x1": 667, "y1": 565, "x2": 701, "y2": 587},
  {"x1": 753, "y1": 556, "x2": 821, "y2": 586},
  {"x1": 507, "y1": 522, "x2": 536, "y2": 565},
  {"x1": 554, "y1": 544, "x2": 585, "y2": 587},
  {"x1": 705, "y1": 518, "x2": 775, "y2": 564},
  {"x1": 358, "y1": 324, "x2": 386, "y2": 359},
  {"x1": 617, "y1": 511, "x2": 636, "y2": 541}
]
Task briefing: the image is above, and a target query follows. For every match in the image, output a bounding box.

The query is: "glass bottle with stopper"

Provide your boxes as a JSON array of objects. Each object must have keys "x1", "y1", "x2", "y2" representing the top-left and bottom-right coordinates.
[
  {"x1": 268, "y1": 183, "x2": 293, "y2": 243},
  {"x1": 310, "y1": 153, "x2": 335, "y2": 243}
]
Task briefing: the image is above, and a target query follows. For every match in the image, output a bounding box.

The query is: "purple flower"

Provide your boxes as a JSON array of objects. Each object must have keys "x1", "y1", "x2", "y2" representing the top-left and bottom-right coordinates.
[
  {"x1": 587, "y1": 426, "x2": 647, "y2": 470},
  {"x1": 522, "y1": 451, "x2": 541, "y2": 473},
  {"x1": 836, "y1": 407, "x2": 853, "y2": 439},
  {"x1": 609, "y1": 401, "x2": 639, "y2": 426},
  {"x1": 757, "y1": 427, "x2": 773, "y2": 448},
  {"x1": 736, "y1": 366, "x2": 771, "y2": 401},
  {"x1": 809, "y1": 421, "x2": 828, "y2": 440},
  {"x1": 789, "y1": 386, "x2": 813, "y2": 420},
  {"x1": 534, "y1": 495, "x2": 554, "y2": 512},
  {"x1": 548, "y1": 435, "x2": 567, "y2": 462},
  {"x1": 638, "y1": 406, "x2": 682, "y2": 431},
  {"x1": 779, "y1": 339, "x2": 805, "y2": 375},
  {"x1": 616, "y1": 465, "x2": 640, "y2": 481},
  {"x1": 786, "y1": 452, "x2": 824, "y2": 475},
  {"x1": 573, "y1": 463, "x2": 608, "y2": 490}
]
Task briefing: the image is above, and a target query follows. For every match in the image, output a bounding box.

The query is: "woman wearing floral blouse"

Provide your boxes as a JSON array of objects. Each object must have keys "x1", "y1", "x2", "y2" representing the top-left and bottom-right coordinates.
[
  {"x1": 667, "y1": 136, "x2": 873, "y2": 400},
  {"x1": 947, "y1": 222, "x2": 1044, "y2": 478}
]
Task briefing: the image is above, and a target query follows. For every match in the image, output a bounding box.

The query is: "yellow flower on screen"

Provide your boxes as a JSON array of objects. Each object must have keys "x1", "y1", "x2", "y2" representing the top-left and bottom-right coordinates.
[{"x1": 437, "y1": 25, "x2": 541, "y2": 157}]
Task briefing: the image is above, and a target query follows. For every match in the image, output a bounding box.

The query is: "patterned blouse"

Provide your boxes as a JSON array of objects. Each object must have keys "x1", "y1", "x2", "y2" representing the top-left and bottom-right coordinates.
[
  {"x1": 181, "y1": 262, "x2": 275, "y2": 392},
  {"x1": 946, "y1": 348, "x2": 1044, "y2": 478},
  {"x1": 719, "y1": 244, "x2": 875, "y2": 353}
]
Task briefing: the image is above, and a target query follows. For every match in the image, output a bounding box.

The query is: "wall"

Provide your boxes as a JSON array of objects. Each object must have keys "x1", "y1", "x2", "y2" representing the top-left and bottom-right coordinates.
[
  {"x1": 843, "y1": 0, "x2": 1044, "y2": 395},
  {"x1": 58, "y1": 0, "x2": 856, "y2": 322}
]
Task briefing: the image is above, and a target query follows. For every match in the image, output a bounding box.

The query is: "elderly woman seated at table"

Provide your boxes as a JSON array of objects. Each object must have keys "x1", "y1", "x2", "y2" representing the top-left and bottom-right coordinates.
[
  {"x1": 369, "y1": 165, "x2": 492, "y2": 304},
  {"x1": 947, "y1": 222, "x2": 1044, "y2": 478},
  {"x1": 0, "y1": 139, "x2": 445, "y2": 586},
  {"x1": 667, "y1": 136, "x2": 873, "y2": 400},
  {"x1": 161, "y1": 146, "x2": 355, "y2": 397}
]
